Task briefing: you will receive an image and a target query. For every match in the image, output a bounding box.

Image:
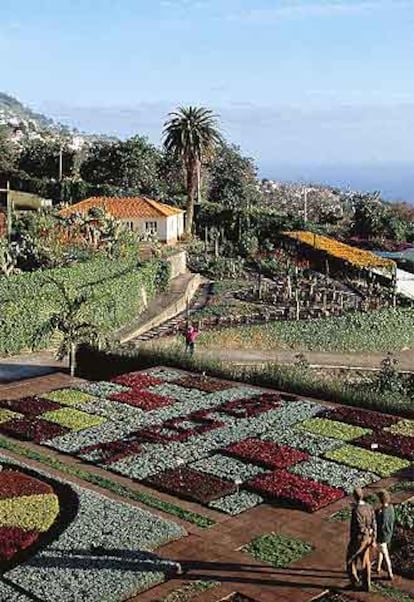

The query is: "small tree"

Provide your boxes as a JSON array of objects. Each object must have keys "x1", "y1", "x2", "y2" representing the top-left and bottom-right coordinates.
[{"x1": 38, "y1": 282, "x2": 107, "y2": 376}]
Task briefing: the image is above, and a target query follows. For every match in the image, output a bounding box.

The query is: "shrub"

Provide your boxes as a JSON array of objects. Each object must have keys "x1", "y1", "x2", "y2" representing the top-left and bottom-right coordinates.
[
  {"x1": 241, "y1": 532, "x2": 313, "y2": 567},
  {"x1": 0, "y1": 256, "x2": 165, "y2": 355}
]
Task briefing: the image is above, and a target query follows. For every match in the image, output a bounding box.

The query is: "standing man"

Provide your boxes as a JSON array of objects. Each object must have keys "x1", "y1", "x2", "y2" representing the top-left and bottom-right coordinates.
[
  {"x1": 376, "y1": 489, "x2": 395, "y2": 581},
  {"x1": 346, "y1": 487, "x2": 377, "y2": 592},
  {"x1": 184, "y1": 324, "x2": 199, "y2": 355}
]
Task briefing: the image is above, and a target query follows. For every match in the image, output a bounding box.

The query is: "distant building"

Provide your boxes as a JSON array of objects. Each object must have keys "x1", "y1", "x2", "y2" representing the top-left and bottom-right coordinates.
[{"x1": 60, "y1": 196, "x2": 185, "y2": 244}]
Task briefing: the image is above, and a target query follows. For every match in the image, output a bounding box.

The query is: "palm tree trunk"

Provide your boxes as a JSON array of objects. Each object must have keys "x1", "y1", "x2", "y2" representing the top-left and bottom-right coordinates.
[
  {"x1": 69, "y1": 342, "x2": 77, "y2": 377},
  {"x1": 185, "y1": 160, "x2": 198, "y2": 237}
]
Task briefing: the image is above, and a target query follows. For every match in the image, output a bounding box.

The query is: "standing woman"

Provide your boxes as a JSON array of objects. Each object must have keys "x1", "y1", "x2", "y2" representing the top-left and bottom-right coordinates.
[{"x1": 376, "y1": 490, "x2": 395, "y2": 581}]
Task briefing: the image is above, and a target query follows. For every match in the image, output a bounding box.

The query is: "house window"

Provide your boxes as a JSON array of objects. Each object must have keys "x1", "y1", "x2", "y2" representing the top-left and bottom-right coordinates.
[
  {"x1": 145, "y1": 221, "x2": 157, "y2": 233},
  {"x1": 127, "y1": 221, "x2": 134, "y2": 231}
]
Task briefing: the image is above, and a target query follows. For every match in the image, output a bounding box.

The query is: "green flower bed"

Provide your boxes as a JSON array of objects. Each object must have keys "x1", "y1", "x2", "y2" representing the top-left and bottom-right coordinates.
[
  {"x1": 297, "y1": 418, "x2": 371, "y2": 441},
  {"x1": 387, "y1": 420, "x2": 414, "y2": 438},
  {"x1": 0, "y1": 255, "x2": 165, "y2": 355},
  {"x1": 0, "y1": 437, "x2": 214, "y2": 528},
  {"x1": 43, "y1": 389, "x2": 98, "y2": 406},
  {"x1": 325, "y1": 445, "x2": 410, "y2": 477},
  {"x1": 198, "y1": 308, "x2": 414, "y2": 353},
  {"x1": 241, "y1": 532, "x2": 313, "y2": 568}
]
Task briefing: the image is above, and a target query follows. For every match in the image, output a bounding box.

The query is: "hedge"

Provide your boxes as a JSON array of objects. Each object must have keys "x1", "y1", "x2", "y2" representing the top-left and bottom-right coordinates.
[
  {"x1": 76, "y1": 343, "x2": 414, "y2": 419},
  {"x1": 0, "y1": 256, "x2": 169, "y2": 355}
]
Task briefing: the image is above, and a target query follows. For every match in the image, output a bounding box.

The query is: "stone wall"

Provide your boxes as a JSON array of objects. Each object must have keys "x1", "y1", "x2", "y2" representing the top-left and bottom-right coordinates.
[{"x1": 166, "y1": 250, "x2": 187, "y2": 279}]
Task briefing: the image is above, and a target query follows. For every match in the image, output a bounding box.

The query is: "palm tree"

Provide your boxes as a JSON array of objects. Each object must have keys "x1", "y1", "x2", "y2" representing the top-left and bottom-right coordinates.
[
  {"x1": 36, "y1": 280, "x2": 108, "y2": 377},
  {"x1": 163, "y1": 106, "x2": 222, "y2": 236}
]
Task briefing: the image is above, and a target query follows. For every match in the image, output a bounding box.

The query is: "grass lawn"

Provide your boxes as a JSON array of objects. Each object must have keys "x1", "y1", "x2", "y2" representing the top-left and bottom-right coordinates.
[{"x1": 198, "y1": 308, "x2": 414, "y2": 353}]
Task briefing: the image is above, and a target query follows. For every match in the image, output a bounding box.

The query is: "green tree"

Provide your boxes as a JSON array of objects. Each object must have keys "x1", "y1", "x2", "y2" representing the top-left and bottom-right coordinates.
[
  {"x1": 163, "y1": 106, "x2": 222, "y2": 236},
  {"x1": 208, "y1": 143, "x2": 261, "y2": 208},
  {"x1": 351, "y1": 193, "x2": 387, "y2": 238},
  {"x1": 38, "y1": 282, "x2": 107, "y2": 377},
  {"x1": 18, "y1": 138, "x2": 75, "y2": 180},
  {"x1": 80, "y1": 135, "x2": 162, "y2": 196}
]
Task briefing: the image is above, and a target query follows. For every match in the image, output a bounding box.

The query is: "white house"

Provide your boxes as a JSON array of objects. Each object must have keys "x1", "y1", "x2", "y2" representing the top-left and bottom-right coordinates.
[{"x1": 61, "y1": 196, "x2": 185, "y2": 244}]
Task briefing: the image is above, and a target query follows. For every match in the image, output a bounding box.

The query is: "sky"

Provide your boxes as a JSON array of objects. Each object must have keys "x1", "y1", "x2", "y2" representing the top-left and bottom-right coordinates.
[{"x1": 1, "y1": 0, "x2": 414, "y2": 200}]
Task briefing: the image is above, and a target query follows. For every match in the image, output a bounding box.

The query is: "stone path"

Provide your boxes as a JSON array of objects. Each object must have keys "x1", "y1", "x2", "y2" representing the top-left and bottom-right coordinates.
[{"x1": 0, "y1": 350, "x2": 65, "y2": 383}]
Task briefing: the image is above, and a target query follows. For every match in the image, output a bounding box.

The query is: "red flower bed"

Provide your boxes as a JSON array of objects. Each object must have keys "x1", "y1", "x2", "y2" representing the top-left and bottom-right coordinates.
[
  {"x1": 219, "y1": 393, "x2": 281, "y2": 418},
  {"x1": 109, "y1": 389, "x2": 173, "y2": 410},
  {"x1": 225, "y1": 438, "x2": 308, "y2": 469},
  {"x1": 0, "y1": 418, "x2": 69, "y2": 443},
  {"x1": 0, "y1": 470, "x2": 53, "y2": 499},
  {"x1": 323, "y1": 406, "x2": 399, "y2": 429},
  {"x1": 79, "y1": 438, "x2": 143, "y2": 464},
  {"x1": 165, "y1": 412, "x2": 224, "y2": 435},
  {"x1": 136, "y1": 425, "x2": 189, "y2": 444},
  {"x1": 0, "y1": 527, "x2": 39, "y2": 561},
  {"x1": 111, "y1": 372, "x2": 162, "y2": 389},
  {"x1": 145, "y1": 466, "x2": 236, "y2": 504},
  {"x1": 0, "y1": 396, "x2": 62, "y2": 417},
  {"x1": 174, "y1": 375, "x2": 232, "y2": 392},
  {"x1": 248, "y1": 470, "x2": 344, "y2": 512},
  {"x1": 353, "y1": 431, "x2": 414, "y2": 461}
]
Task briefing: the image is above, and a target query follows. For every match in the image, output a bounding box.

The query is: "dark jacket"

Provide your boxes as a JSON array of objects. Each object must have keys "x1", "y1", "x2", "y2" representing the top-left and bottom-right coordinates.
[
  {"x1": 376, "y1": 505, "x2": 395, "y2": 544},
  {"x1": 350, "y1": 502, "x2": 377, "y2": 544}
]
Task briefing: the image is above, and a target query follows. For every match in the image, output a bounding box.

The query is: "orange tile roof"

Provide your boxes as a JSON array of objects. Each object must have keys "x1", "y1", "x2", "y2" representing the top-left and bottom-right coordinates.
[{"x1": 60, "y1": 196, "x2": 184, "y2": 219}]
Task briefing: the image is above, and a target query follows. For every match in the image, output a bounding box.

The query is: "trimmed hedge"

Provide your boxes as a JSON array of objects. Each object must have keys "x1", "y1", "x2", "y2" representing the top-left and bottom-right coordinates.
[
  {"x1": 76, "y1": 343, "x2": 414, "y2": 418},
  {"x1": 0, "y1": 256, "x2": 168, "y2": 355}
]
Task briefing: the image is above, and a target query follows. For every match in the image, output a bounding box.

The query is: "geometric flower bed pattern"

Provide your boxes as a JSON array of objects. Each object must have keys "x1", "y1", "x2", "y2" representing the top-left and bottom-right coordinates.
[
  {"x1": 247, "y1": 469, "x2": 344, "y2": 512},
  {"x1": 0, "y1": 368, "x2": 411, "y2": 517},
  {"x1": 325, "y1": 445, "x2": 411, "y2": 477},
  {"x1": 0, "y1": 456, "x2": 186, "y2": 601},
  {"x1": 241, "y1": 532, "x2": 313, "y2": 567}
]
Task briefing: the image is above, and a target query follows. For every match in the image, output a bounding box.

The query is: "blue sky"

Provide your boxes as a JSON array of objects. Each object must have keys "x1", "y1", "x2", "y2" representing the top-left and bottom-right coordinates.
[{"x1": 1, "y1": 0, "x2": 414, "y2": 199}]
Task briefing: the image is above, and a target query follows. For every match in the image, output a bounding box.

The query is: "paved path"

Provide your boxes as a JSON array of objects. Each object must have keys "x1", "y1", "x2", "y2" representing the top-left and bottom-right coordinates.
[
  {"x1": 0, "y1": 350, "x2": 65, "y2": 384},
  {"x1": 196, "y1": 346, "x2": 414, "y2": 372}
]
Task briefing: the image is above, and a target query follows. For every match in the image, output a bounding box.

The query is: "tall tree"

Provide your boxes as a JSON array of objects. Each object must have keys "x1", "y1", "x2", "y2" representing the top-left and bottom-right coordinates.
[
  {"x1": 18, "y1": 137, "x2": 75, "y2": 180},
  {"x1": 163, "y1": 106, "x2": 222, "y2": 236},
  {"x1": 80, "y1": 135, "x2": 162, "y2": 196},
  {"x1": 207, "y1": 143, "x2": 260, "y2": 209}
]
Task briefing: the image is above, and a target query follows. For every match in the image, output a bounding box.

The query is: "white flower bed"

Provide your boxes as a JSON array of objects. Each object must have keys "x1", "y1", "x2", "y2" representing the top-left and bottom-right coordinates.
[
  {"x1": 144, "y1": 368, "x2": 185, "y2": 381},
  {"x1": 190, "y1": 454, "x2": 266, "y2": 481},
  {"x1": 77, "y1": 398, "x2": 146, "y2": 423},
  {"x1": 209, "y1": 491, "x2": 264, "y2": 515},
  {"x1": 0, "y1": 455, "x2": 186, "y2": 602},
  {"x1": 148, "y1": 384, "x2": 209, "y2": 404},
  {"x1": 263, "y1": 426, "x2": 342, "y2": 455},
  {"x1": 75, "y1": 381, "x2": 130, "y2": 398},
  {"x1": 289, "y1": 456, "x2": 380, "y2": 493}
]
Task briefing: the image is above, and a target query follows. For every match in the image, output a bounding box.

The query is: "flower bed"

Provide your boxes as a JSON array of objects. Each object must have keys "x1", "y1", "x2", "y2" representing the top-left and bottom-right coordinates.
[
  {"x1": 323, "y1": 406, "x2": 399, "y2": 429},
  {"x1": 109, "y1": 389, "x2": 174, "y2": 410},
  {"x1": 111, "y1": 372, "x2": 162, "y2": 389},
  {"x1": 0, "y1": 456, "x2": 186, "y2": 601},
  {"x1": 0, "y1": 396, "x2": 62, "y2": 417},
  {"x1": 387, "y1": 419, "x2": 414, "y2": 438},
  {"x1": 78, "y1": 438, "x2": 143, "y2": 465},
  {"x1": 209, "y1": 491, "x2": 264, "y2": 515},
  {"x1": 241, "y1": 532, "x2": 313, "y2": 567},
  {"x1": 0, "y1": 417, "x2": 70, "y2": 444},
  {"x1": 297, "y1": 418, "x2": 371, "y2": 441},
  {"x1": 75, "y1": 381, "x2": 130, "y2": 398},
  {"x1": 42, "y1": 407, "x2": 106, "y2": 431},
  {"x1": 43, "y1": 388, "x2": 98, "y2": 406},
  {"x1": 248, "y1": 469, "x2": 344, "y2": 512},
  {"x1": 225, "y1": 438, "x2": 308, "y2": 469},
  {"x1": 325, "y1": 445, "x2": 410, "y2": 477},
  {"x1": 284, "y1": 231, "x2": 395, "y2": 269},
  {"x1": 353, "y1": 431, "x2": 414, "y2": 461},
  {"x1": 190, "y1": 454, "x2": 266, "y2": 482},
  {"x1": 264, "y1": 427, "x2": 342, "y2": 456},
  {"x1": 174, "y1": 375, "x2": 232, "y2": 392},
  {"x1": 145, "y1": 368, "x2": 185, "y2": 381},
  {"x1": 0, "y1": 408, "x2": 23, "y2": 423},
  {"x1": 218, "y1": 392, "x2": 281, "y2": 418},
  {"x1": 145, "y1": 466, "x2": 236, "y2": 504},
  {"x1": 289, "y1": 457, "x2": 380, "y2": 493}
]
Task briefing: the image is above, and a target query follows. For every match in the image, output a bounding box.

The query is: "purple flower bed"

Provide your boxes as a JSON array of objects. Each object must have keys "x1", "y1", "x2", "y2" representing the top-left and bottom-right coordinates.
[
  {"x1": 218, "y1": 392, "x2": 281, "y2": 418},
  {"x1": 0, "y1": 418, "x2": 69, "y2": 443},
  {"x1": 323, "y1": 406, "x2": 399, "y2": 429},
  {"x1": 0, "y1": 397, "x2": 62, "y2": 417},
  {"x1": 353, "y1": 430, "x2": 414, "y2": 460},
  {"x1": 145, "y1": 466, "x2": 236, "y2": 504},
  {"x1": 78, "y1": 438, "x2": 143, "y2": 464}
]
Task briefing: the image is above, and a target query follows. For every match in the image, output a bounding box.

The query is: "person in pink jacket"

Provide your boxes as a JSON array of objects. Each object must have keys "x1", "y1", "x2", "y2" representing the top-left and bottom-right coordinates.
[{"x1": 184, "y1": 324, "x2": 199, "y2": 355}]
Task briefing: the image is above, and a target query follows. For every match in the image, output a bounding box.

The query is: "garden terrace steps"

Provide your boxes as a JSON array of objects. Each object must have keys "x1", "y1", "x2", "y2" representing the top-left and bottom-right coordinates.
[{"x1": 116, "y1": 272, "x2": 204, "y2": 344}]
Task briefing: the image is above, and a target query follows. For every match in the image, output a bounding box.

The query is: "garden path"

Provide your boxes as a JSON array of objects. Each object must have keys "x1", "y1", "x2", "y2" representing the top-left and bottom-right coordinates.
[{"x1": 196, "y1": 346, "x2": 414, "y2": 373}]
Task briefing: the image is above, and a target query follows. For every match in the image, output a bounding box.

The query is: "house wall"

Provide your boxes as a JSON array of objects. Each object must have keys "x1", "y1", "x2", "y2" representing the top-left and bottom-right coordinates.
[{"x1": 120, "y1": 214, "x2": 184, "y2": 243}]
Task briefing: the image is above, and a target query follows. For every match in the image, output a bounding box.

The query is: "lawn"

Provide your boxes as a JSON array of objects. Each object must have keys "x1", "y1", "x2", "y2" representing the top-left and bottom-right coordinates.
[{"x1": 198, "y1": 308, "x2": 414, "y2": 353}]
